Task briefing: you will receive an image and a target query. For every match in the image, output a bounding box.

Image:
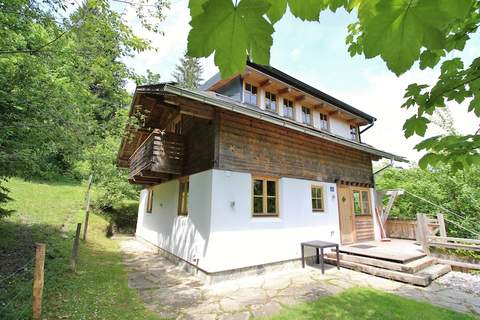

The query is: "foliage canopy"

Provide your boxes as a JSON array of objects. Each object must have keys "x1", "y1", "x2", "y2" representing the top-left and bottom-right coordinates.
[{"x1": 187, "y1": 0, "x2": 480, "y2": 169}]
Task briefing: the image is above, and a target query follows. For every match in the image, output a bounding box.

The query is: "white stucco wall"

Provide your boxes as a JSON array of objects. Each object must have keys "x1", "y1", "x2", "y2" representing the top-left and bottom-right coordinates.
[
  {"x1": 136, "y1": 170, "x2": 213, "y2": 270},
  {"x1": 203, "y1": 170, "x2": 341, "y2": 272},
  {"x1": 136, "y1": 168, "x2": 379, "y2": 273}
]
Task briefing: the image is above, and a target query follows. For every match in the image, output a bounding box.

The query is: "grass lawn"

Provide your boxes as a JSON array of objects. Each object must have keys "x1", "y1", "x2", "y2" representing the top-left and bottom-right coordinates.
[
  {"x1": 262, "y1": 287, "x2": 477, "y2": 320},
  {"x1": 0, "y1": 178, "x2": 159, "y2": 320}
]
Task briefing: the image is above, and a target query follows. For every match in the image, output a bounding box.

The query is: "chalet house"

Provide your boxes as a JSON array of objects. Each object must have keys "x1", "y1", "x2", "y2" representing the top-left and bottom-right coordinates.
[{"x1": 117, "y1": 61, "x2": 405, "y2": 276}]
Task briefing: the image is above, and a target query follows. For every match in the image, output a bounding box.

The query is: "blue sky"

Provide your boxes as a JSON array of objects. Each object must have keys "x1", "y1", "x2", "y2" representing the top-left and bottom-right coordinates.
[{"x1": 122, "y1": 1, "x2": 479, "y2": 163}]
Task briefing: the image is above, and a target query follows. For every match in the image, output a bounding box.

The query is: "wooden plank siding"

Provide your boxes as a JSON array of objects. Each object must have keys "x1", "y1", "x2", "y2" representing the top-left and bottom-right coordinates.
[
  {"x1": 355, "y1": 216, "x2": 375, "y2": 241},
  {"x1": 215, "y1": 110, "x2": 375, "y2": 184},
  {"x1": 182, "y1": 116, "x2": 216, "y2": 176}
]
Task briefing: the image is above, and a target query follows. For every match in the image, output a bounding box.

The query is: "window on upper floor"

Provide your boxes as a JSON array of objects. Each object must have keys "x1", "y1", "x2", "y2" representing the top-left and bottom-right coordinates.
[
  {"x1": 283, "y1": 99, "x2": 294, "y2": 119},
  {"x1": 252, "y1": 177, "x2": 278, "y2": 217},
  {"x1": 311, "y1": 185, "x2": 325, "y2": 212},
  {"x1": 146, "y1": 188, "x2": 153, "y2": 213},
  {"x1": 301, "y1": 106, "x2": 312, "y2": 125},
  {"x1": 350, "y1": 125, "x2": 358, "y2": 141},
  {"x1": 319, "y1": 113, "x2": 329, "y2": 130},
  {"x1": 178, "y1": 177, "x2": 189, "y2": 216},
  {"x1": 265, "y1": 91, "x2": 277, "y2": 112},
  {"x1": 244, "y1": 83, "x2": 258, "y2": 106}
]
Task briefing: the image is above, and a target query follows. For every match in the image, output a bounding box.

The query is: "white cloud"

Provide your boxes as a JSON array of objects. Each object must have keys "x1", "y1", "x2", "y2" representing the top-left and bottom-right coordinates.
[{"x1": 291, "y1": 48, "x2": 301, "y2": 58}]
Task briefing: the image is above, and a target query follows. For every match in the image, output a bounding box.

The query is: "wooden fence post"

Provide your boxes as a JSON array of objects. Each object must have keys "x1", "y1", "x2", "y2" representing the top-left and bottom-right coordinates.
[
  {"x1": 32, "y1": 243, "x2": 46, "y2": 320},
  {"x1": 70, "y1": 223, "x2": 82, "y2": 271},
  {"x1": 82, "y1": 174, "x2": 93, "y2": 241}
]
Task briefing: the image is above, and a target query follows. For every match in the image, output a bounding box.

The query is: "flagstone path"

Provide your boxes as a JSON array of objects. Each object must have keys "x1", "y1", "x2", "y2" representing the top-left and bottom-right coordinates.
[{"x1": 119, "y1": 238, "x2": 480, "y2": 320}]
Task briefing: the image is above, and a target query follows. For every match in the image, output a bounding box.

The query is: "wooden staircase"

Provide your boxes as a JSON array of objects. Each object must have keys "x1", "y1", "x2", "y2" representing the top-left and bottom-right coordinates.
[{"x1": 325, "y1": 250, "x2": 451, "y2": 287}]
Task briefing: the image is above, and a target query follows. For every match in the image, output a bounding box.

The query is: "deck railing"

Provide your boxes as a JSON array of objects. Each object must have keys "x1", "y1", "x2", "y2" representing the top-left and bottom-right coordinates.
[{"x1": 129, "y1": 130, "x2": 184, "y2": 182}]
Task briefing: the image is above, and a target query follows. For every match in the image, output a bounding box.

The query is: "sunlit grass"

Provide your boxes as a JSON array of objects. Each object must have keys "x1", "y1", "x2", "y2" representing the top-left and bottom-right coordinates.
[{"x1": 261, "y1": 287, "x2": 477, "y2": 320}]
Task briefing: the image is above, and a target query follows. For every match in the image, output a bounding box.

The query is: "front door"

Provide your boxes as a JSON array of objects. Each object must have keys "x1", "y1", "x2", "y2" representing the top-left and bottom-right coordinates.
[{"x1": 337, "y1": 185, "x2": 355, "y2": 244}]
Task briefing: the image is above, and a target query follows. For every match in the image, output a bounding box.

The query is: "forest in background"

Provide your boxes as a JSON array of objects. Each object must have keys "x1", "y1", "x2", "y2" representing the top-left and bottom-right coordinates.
[
  {"x1": 1, "y1": 0, "x2": 479, "y2": 240},
  {"x1": 0, "y1": 0, "x2": 203, "y2": 223}
]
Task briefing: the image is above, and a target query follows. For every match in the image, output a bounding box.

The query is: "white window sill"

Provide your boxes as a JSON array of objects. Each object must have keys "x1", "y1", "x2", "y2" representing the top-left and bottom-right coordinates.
[{"x1": 250, "y1": 217, "x2": 282, "y2": 223}]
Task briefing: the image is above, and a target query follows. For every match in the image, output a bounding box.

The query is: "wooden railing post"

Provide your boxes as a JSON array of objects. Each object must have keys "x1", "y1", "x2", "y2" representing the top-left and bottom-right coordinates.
[
  {"x1": 416, "y1": 213, "x2": 430, "y2": 254},
  {"x1": 32, "y1": 243, "x2": 46, "y2": 320},
  {"x1": 437, "y1": 213, "x2": 447, "y2": 238},
  {"x1": 70, "y1": 223, "x2": 82, "y2": 271}
]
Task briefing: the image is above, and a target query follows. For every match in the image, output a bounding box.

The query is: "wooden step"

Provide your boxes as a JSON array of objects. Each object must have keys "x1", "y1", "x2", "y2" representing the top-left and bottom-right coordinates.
[
  {"x1": 415, "y1": 263, "x2": 452, "y2": 281},
  {"x1": 325, "y1": 252, "x2": 435, "y2": 274},
  {"x1": 324, "y1": 257, "x2": 451, "y2": 287}
]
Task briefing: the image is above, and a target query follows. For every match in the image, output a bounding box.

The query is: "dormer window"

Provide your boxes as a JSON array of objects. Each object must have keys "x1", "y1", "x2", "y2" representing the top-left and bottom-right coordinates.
[
  {"x1": 301, "y1": 106, "x2": 312, "y2": 125},
  {"x1": 350, "y1": 125, "x2": 358, "y2": 141},
  {"x1": 283, "y1": 99, "x2": 294, "y2": 119},
  {"x1": 319, "y1": 113, "x2": 329, "y2": 130},
  {"x1": 244, "y1": 83, "x2": 258, "y2": 106},
  {"x1": 265, "y1": 91, "x2": 277, "y2": 112}
]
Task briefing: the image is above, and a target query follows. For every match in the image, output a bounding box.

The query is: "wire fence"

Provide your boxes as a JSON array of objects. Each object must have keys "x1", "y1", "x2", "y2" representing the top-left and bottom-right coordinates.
[{"x1": 0, "y1": 257, "x2": 35, "y2": 320}]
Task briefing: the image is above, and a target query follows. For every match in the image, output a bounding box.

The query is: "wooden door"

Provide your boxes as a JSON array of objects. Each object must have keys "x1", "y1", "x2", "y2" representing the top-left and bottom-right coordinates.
[{"x1": 337, "y1": 185, "x2": 355, "y2": 244}]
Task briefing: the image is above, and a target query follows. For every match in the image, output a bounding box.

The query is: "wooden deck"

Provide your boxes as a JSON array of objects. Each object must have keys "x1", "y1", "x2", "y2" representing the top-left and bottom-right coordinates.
[{"x1": 339, "y1": 239, "x2": 426, "y2": 263}]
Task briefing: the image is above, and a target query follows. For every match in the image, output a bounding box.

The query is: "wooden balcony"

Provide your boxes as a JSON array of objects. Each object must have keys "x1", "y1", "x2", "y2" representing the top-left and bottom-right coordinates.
[{"x1": 128, "y1": 130, "x2": 184, "y2": 185}]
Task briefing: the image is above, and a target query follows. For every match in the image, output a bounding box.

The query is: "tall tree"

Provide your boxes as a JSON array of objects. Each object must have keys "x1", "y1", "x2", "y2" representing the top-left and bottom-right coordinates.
[
  {"x1": 172, "y1": 52, "x2": 203, "y2": 89},
  {"x1": 186, "y1": 0, "x2": 480, "y2": 170},
  {"x1": 0, "y1": 0, "x2": 168, "y2": 216}
]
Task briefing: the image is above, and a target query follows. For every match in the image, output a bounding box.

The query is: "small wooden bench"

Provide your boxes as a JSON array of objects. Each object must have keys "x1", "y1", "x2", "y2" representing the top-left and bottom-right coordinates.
[{"x1": 301, "y1": 240, "x2": 340, "y2": 274}]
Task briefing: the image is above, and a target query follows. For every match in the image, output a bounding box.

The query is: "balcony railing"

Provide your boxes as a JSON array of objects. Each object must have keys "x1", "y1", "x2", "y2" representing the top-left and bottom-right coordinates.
[{"x1": 128, "y1": 130, "x2": 184, "y2": 184}]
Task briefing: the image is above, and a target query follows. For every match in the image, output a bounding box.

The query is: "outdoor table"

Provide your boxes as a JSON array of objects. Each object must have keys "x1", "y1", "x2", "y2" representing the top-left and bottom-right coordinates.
[{"x1": 301, "y1": 240, "x2": 340, "y2": 274}]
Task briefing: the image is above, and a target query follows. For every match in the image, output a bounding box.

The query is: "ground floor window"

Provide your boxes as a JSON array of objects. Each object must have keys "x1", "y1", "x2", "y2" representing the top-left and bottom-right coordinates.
[
  {"x1": 252, "y1": 177, "x2": 278, "y2": 217},
  {"x1": 178, "y1": 177, "x2": 189, "y2": 216},
  {"x1": 353, "y1": 189, "x2": 370, "y2": 215},
  {"x1": 146, "y1": 188, "x2": 153, "y2": 213},
  {"x1": 311, "y1": 185, "x2": 325, "y2": 212}
]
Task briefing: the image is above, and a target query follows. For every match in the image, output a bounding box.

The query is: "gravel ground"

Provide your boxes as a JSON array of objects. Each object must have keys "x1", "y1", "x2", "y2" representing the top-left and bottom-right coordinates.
[{"x1": 436, "y1": 271, "x2": 480, "y2": 295}]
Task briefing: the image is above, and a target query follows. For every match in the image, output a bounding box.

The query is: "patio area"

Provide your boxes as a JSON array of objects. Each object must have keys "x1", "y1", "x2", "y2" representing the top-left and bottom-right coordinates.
[
  {"x1": 119, "y1": 238, "x2": 480, "y2": 320},
  {"x1": 339, "y1": 239, "x2": 426, "y2": 263}
]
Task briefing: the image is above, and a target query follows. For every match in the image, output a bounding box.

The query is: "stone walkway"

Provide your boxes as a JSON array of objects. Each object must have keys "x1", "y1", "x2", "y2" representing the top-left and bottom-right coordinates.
[{"x1": 120, "y1": 238, "x2": 480, "y2": 319}]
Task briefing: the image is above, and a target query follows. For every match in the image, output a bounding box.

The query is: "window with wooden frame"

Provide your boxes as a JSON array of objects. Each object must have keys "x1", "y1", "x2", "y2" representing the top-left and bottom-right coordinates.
[
  {"x1": 178, "y1": 177, "x2": 189, "y2": 216},
  {"x1": 265, "y1": 91, "x2": 277, "y2": 112},
  {"x1": 319, "y1": 113, "x2": 329, "y2": 130},
  {"x1": 146, "y1": 188, "x2": 153, "y2": 213},
  {"x1": 352, "y1": 189, "x2": 370, "y2": 215},
  {"x1": 283, "y1": 99, "x2": 294, "y2": 119},
  {"x1": 311, "y1": 186, "x2": 325, "y2": 212},
  {"x1": 301, "y1": 106, "x2": 312, "y2": 125},
  {"x1": 244, "y1": 83, "x2": 258, "y2": 106},
  {"x1": 252, "y1": 177, "x2": 278, "y2": 217},
  {"x1": 350, "y1": 125, "x2": 358, "y2": 141}
]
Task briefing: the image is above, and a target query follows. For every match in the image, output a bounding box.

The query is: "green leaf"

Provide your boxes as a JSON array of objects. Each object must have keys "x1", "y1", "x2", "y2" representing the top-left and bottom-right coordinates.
[
  {"x1": 357, "y1": 0, "x2": 474, "y2": 75},
  {"x1": 266, "y1": 0, "x2": 287, "y2": 24},
  {"x1": 419, "y1": 50, "x2": 443, "y2": 70},
  {"x1": 468, "y1": 96, "x2": 480, "y2": 117},
  {"x1": 189, "y1": 0, "x2": 209, "y2": 18},
  {"x1": 415, "y1": 135, "x2": 441, "y2": 151},
  {"x1": 187, "y1": 0, "x2": 274, "y2": 78},
  {"x1": 403, "y1": 115, "x2": 430, "y2": 138},
  {"x1": 288, "y1": 0, "x2": 328, "y2": 21},
  {"x1": 418, "y1": 153, "x2": 441, "y2": 169}
]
